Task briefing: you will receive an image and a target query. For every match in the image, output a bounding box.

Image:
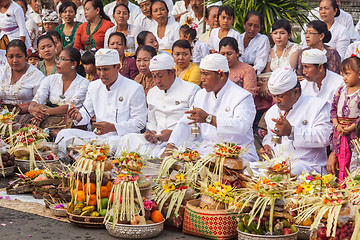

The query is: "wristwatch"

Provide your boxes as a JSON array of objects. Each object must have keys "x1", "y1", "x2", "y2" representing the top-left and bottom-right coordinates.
[{"x1": 206, "y1": 114, "x2": 213, "y2": 124}]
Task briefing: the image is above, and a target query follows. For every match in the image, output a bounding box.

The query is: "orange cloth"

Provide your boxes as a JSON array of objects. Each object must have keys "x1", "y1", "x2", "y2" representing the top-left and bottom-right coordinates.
[{"x1": 73, "y1": 19, "x2": 114, "y2": 51}]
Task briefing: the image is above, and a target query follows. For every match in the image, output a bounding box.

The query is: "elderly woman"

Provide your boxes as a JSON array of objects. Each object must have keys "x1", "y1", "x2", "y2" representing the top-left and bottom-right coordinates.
[
  {"x1": 29, "y1": 47, "x2": 89, "y2": 135},
  {"x1": 73, "y1": 0, "x2": 114, "y2": 50},
  {"x1": 104, "y1": 3, "x2": 141, "y2": 55},
  {"x1": 0, "y1": 0, "x2": 31, "y2": 48},
  {"x1": 56, "y1": 1, "x2": 82, "y2": 47},
  {"x1": 301, "y1": 0, "x2": 350, "y2": 59},
  {"x1": 297, "y1": 20, "x2": 341, "y2": 78},
  {"x1": 149, "y1": 0, "x2": 180, "y2": 52},
  {"x1": 238, "y1": 10, "x2": 270, "y2": 75},
  {"x1": 0, "y1": 40, "x2": 44, "y2": 112},
  {"x1": 134, "y1": 45, "x2": 157, "y2": 95}
]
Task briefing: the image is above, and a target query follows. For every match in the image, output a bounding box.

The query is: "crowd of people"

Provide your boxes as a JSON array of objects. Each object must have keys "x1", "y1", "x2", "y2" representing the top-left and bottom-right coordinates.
[{"x1": 0, "y1": 0, "x2": 360, "y2": 180}]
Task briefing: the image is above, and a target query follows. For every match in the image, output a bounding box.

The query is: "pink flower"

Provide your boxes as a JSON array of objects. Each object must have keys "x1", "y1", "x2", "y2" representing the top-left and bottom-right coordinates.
[{"x1": 306, "y1": 175, "x2": 314, "y2": 180}]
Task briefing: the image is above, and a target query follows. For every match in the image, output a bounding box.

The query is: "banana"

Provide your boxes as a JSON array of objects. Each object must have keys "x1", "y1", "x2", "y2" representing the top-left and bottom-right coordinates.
[
  {"x1": 80, "y1": 210, "x2": 91, "y2": 216},
  {"x1": 82, "y1": 206, "x2": 95, "y2": 212},
  {"x1": 90, "y1": 211, "x2": 100, "y2": 217}
]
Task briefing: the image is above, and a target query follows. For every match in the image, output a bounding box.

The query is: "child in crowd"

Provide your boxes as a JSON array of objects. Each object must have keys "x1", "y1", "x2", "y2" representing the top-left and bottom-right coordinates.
[
  {"x1": 27, "y1": 48, "x2": 41, "y2": 65},
  {"x1": 42, "y1": 10, "x2": 59, "y2": 33},
  {"x1": 328, "y1": 55, "x2": 360, "y2": 182},
  {"x1": 47, "y1": 31, "x2": 63, "y2": 57},
  {"x1": 81, "y1": 50, "x2": 98, "y2": 81},
  {"x1": 179, "y1": 24, "x2": 210, "y2": 65}
]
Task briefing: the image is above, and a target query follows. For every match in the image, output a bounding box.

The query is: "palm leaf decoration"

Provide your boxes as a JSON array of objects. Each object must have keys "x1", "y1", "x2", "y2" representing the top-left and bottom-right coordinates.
[{"x1": 209, "y1": 0, "x2": 314, "y2": 36}]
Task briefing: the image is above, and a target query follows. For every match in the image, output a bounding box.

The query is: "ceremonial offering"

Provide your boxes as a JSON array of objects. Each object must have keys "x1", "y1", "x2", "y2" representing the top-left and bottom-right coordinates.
[
  {"x1": 49, "y1": 203, "x2": 68, "y2": 217},
  {"x1": 67, "y1": 141, "x2": 113, "y2": 228},
  {"x1": 0, "y1": 107, "x2": 19, "y2": 143},
  {"x1": 0, "y1": 152, "x2": 15, "y2": 177},
  {"x1": 199, "y1": 181, "x2": 235, "y2": 210}
]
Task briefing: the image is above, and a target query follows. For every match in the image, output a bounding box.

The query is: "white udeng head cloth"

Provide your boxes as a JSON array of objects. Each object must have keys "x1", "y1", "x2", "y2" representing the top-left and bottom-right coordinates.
[
  {"x1": 268, "y1": 67, "x2": 298, "y2": 95},
  {"x1": 301, "y1": 48, "x2": 327, "y2": 64},
  {"x1": 95, "y1": 48, "x2": 120, "y2": 67},
  {"x1": 136, "y1": 0, "x2": 147, "y2": 4},
  {"x1": 149, "y1": 53, "x2": 176, "y2": 71},
  {"x1": 199, "y1": 53, "x2": 229, "y2": 73}
]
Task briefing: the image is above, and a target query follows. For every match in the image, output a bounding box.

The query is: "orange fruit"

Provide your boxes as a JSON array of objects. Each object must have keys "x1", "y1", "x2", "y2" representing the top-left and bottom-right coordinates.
[
  {"x1": 301, "y1": 218, "x2": 313, "y2": 226},
  {"x1": 106, "y1": 181, "x2": 113, "y2": 192},
  {"x1": 100, "y1": 186, "x2": 109, "y2": 198},
  {"x1": 72, "y1": 189, "x2": 77, "y2": 197},
  {"x1": 151, "y1": 210, "x2": 163, "y2": 223},
  {"x1": 84, "y1": 182, "x2": 96, "y2": 194},
  {"x1": 76, "y1": 190, "x2": 85, "y2": 202},
  {"x1": 87, "y1": 194, "x2": 97, "y2": 206},
  {"x1": 108, "y1": 192, "x2": 114, "y2": 204},
  {"x1": 75, "y1": 180, "x2": 83, "y2": 190}
]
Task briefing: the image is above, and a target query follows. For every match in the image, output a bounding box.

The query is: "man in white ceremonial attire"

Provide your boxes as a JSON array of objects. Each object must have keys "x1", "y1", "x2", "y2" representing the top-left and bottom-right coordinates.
[
  {"x1": 162, "y1": 54, "x2": 258, "y2": 164},
  {"x1": 119, "y1": 53, "x2": 200, "y2": 157},
  {"x1": 300, "y1": 48, "x2": 344, "y2": 105},
  {"x1": 260, "y1": 67, "x2": 332, "y2": 176},
  {"x1": 55, "y1": 48, "x2": 147, "y2": 153}
]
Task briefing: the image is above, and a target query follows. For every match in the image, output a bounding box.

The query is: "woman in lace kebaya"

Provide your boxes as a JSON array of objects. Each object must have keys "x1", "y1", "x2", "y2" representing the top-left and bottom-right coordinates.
[{"x1": 265, "y1": 19, "x2": 300, "y2": 72}]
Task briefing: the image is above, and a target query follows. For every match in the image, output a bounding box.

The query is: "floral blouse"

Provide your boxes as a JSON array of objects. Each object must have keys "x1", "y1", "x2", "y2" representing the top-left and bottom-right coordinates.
[
  {"x1": 0, "y1": 64, "x2": 44, "y2": 104},
  {"x1": 56, "y1": 22, "x2": 82, "y2": 47}
]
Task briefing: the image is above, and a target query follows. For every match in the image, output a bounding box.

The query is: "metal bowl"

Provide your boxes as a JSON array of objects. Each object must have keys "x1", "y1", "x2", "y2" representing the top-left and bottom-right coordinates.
[
  {"x1": 296, "y1": 225, "x2": 311, "y2": 240},
  {"x1": 0, "y1": 166, "x2": 15, "y2": 177},
  {"x1": 105, "y1": 220, "x2": 165, "y2": 239},
  {"x1": 237, "y1": 228, "x2": 298, "y2": 240},
  {"x1": 15, "y1": 159, "x2": 60, "y2": 172},
  {"x1": 49, "y1": 203, "x2": 68, "y2": 217}
]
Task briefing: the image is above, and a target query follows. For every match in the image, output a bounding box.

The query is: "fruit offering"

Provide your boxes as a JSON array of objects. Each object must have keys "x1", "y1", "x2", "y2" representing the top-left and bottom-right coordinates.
[
  {"x1": 310, "y1": 221, "x2": 355, "y2": 240},
  {"x1": 1, "y1": 152, "x2": 15, "y2": 168}
]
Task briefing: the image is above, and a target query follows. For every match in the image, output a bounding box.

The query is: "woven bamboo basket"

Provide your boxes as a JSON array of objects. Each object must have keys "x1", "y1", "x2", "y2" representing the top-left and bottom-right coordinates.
[{"x1": 67, "y1": 211, "x2": 105, "y2": 228}]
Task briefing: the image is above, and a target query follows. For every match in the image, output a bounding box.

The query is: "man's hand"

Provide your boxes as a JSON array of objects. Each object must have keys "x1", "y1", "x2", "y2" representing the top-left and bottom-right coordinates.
[
  {"x1": 259, "y1": 144, "x2": 273, "y2": 159},
  {"x1": 185, "y1": 107, "x2": 208, "y2": 125},
  {"x1": 160, "y1": 143, "x2": 175, "y2": 158},
  {"x1": 68, "y1": 106, "x2": 82, "y2": 122},
  {"x1": 209, "y1": 49, "x2": 218, "y2": 54},
  {"x1": 155, "y1": 129, "x2": 172, "y2": 142},
  {"x1": 327, "y1": 152, "x2": 338, "y2": 175},
  {"x1": 297, "y1": 75, "x2": 305, "y2": 81},
  {"x1": 144, "y1": 130, "x2": 158, "y2": 144},
  {"x1": 93, "y1": 121, "x2": 116, "y2": 135},
  {"x1": 271, "y1": 114, "x2": 292, "y2": 137}
]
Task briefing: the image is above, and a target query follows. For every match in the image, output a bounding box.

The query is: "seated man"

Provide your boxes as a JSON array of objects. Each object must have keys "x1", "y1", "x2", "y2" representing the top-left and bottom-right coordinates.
[
  {"x1": 300, "y1": 48, "x2": 343, "y2": 105},
  {"x1": 119, "y1": 53, "x2": 200, "y2": 157},
  {"x1": 55, "y1": 48, "x2": 147, "y2": 153},
  {"x1": 163, "y1": 54, "x2": 258, "y2": 163},
  {"x1": 260, "y1": 67, "x2": 332, "y2": 175}
]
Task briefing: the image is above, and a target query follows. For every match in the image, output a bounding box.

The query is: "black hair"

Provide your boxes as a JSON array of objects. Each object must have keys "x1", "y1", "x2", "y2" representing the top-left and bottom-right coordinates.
[
  {"x1": 150, "y1": 0, "x2": 168, "y2": 16},
  {"x1": 59, "y1": 1, "x2": 77, "y2": 14},
  {"x1": 323, "y1": 0, "x2": 340, "y2": 18},
  {"x1": 272, "y1": 19, "x2": 291, "y2": 34},
  {"x1": 205, "y1": 5, "x2": 219, "y2": 19},
  {"x1": 219, "y1": 37, "x2": 239, "y2": 54},
  {"x1": 37, "y1": 34, "x2": 55, "y2": 47},
  {"x1": 47, "y1": 31, "x2": 62, "y2": 43},
  {"x1": 6, "y1": 39, "x2": 27, "y2": 57},
  {"x1": 84, "y1": 0, "x2": 111, "y2": 21},
  {"x1": 180, "y1": 24, "x2": 197, "y2": 41},
  {"x1": 244, "y1": 10, "x2": 264, "y2": 27},
  {"x1": 137, "y1": 31, "x2": 152, "y2": 46},
  {"x1": 81, "y1": 50, "x2": 95, "y2": 65},
  {"x1": 62, "y1": 47, "x2": 86, "y2": 76},
  {"x1": 218, "y1": 5, "x2": 234, "y2": 19},
  {"x1": 341, "y1": 56, "x2": 360, "y2": 73},
  {"x1": 172, "y1": 40, "x2": 192, "y2": 53},
  {"x1": 135, "y1": 45, "x2": 157, "y2": 59},
  {"x1": 307, "y1": 20, "x2": 332, "y2": 43},
  {"x1": 113, "y1": 3, "x2": 130, "y2": 15},
  {"x1": 292, "y1": 81, "x2": 302, "y2": 94},
  {"x1": 13, "y1": 0, "x2": 27, "y2": 12},
  {"x1": 108, "y1": 32, "x2": 127, "y2": 46}
]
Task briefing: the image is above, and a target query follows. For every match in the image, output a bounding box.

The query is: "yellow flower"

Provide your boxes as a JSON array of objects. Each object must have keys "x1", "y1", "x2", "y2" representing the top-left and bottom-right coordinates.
[
  {"x1": 163, "y1": 184, "x2": 175, "y2": 193},
  {"x1": 214, "y1": 182, "x2": 221, "y2": 187},
  {"x1": 303, "y1": 184, "x2": 313, "y2": 192},
  {"x1": 218, "y1": 192, "x2": 225, "y2": 198},
  {"x1": 223, "y1": 185, "x2": 232, "y2": 192},
  {"x1": 175, "y1": 174, "x2": 184, "y2": 182},
  {"x1": 322, "y1": 174, "x2": 334, "y2": 184}
]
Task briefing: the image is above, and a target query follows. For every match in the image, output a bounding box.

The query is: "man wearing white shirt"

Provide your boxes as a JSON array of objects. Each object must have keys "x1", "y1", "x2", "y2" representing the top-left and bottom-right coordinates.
[
  {"x1": 104, "y1": 0, "x2": 141, "y2": 25},
  {"x1": 300, "y1": 49, "x2": 344, "y2": 105},
  {"x1": 119, "y1": 53, "x2": 200, "y2": 157},
  {"x1": 260, "y1": 68, "x2": 332, "y2": 176},
  {"x1": 26, "y1": 0, "x2": 41, "y2": 27},
  {"x1": 179, "y1": 0, "x2": 206, "y2": 38},
  {"x1": 163, "y1": 54, "x2": 258, "y2": 163},
  {"x1": 134, "y1": 0, "x2": 156, "y2": 32},
  {"x1": 55, "y1": 49, "x2": 147, "y2": 153}
]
